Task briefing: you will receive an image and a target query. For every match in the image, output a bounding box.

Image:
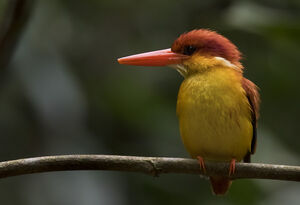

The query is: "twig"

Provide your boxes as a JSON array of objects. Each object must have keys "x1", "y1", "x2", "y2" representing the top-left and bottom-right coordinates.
[{"x1": 0, "y1": 155, "x2": 299, "y2": 181}]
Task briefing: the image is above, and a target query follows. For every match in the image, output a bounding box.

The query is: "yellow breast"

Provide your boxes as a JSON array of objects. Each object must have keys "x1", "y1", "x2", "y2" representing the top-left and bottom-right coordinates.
[{"x1": 176, "y1": 67, "x2": 253, "y2": 162}]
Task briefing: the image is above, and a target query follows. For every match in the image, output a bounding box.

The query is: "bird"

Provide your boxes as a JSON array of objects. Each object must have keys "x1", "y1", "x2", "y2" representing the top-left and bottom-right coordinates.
[{"x1": 117, "y1": 29, "x2": 260, "y2": 195}]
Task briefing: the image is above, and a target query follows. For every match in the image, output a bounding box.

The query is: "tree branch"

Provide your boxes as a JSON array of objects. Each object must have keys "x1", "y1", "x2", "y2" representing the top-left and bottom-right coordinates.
[
  {"x1": 0, "y1": 155, "x2": 299, "y2": 181},
  {"x1": 0, "y1": 0, "x2": 34, "y2": 69}
]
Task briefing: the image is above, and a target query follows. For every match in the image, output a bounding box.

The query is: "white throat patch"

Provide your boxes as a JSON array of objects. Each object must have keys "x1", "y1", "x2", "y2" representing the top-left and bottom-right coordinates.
[
  {"x1": 169, "y1": 56, "x2": 239, "y2": 78},
  {"x1": 214, "y1": 57, "x2": 239, "y2": 70},
  {"x1": 169, "y1": 64, "x2": 188, "y2": 77}
]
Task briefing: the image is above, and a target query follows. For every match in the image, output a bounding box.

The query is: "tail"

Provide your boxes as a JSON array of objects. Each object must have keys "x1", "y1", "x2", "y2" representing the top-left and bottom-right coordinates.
[{"x1": 209, "y1": 176, "x2": 232, "y2": 196}]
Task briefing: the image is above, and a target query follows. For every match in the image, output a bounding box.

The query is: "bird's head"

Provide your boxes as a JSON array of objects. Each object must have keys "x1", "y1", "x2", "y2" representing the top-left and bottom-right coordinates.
[{"x1": 118, "y1": 29, "x2": 243, "y2": 77}]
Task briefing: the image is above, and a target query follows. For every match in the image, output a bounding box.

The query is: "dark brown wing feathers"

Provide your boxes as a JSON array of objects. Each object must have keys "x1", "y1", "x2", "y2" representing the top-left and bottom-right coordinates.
[{"x1": 241, "y1": 78, "x2": 260, "y2": 162}]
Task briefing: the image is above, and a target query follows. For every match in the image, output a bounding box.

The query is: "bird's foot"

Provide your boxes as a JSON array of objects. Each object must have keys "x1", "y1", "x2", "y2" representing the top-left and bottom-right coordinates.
[
  {"x1": 197, "y1": 156, "x2": 206, "y2": 174},
  {"x1": 229, "y1": 158, "x2": 236, "y2": 176}
]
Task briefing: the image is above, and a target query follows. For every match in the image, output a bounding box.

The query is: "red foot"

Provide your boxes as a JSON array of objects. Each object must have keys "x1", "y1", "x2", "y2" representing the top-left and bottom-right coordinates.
[
  {"x1": 229, "y1": 158, "x2": 236, "y2": 176},
  {"x1": 197, "y1": 156, "x2": 206, "y2": 173}
]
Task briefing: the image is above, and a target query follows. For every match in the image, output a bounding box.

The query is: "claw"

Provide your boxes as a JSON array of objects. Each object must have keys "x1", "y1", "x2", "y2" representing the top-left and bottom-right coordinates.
[
  {"x1": 197, "y1": 156, "x2": 206, "y2": 173},
  {"x1": 229, "y1": 158, "x2": 236, "y2": 176}
]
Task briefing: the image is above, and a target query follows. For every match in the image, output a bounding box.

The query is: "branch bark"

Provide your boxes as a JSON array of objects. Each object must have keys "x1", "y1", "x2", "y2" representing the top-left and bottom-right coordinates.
[{"x1": 0, "y1": 155, "x2": 299, "y2": 181}]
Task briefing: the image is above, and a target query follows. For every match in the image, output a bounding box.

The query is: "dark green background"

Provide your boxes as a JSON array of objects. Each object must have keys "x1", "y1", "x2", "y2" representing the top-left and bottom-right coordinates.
[{"x1": 0, "y1": 0, "x2": 300, "y2": 204}]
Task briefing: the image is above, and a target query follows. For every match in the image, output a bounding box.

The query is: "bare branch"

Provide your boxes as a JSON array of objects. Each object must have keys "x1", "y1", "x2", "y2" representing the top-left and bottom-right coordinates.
[
  {"x1": 0, "y1": 155, "x2": 299, "y2": 181},
  {"x1": 0, "y1": 0, "x2": 35, "y2": 69}
]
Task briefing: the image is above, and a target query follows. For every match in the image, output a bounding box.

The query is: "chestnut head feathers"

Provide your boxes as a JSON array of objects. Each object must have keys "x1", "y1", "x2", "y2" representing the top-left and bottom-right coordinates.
[{"x1": 171, "y1": 29, "x2": 243, "y2": 70}]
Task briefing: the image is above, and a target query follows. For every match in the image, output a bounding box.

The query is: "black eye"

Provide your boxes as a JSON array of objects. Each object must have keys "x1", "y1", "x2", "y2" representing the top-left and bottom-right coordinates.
[{"x1": 183, "y1": 45, "x2": 196, "y2": 55}]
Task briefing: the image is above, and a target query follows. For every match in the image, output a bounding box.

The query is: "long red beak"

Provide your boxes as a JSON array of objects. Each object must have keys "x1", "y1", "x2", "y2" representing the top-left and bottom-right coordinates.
[{"x1": 117, "y1": 48, "x2": 188, "y2": 66}]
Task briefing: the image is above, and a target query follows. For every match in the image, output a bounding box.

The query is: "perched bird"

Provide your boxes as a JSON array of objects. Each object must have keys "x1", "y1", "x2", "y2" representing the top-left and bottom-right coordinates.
[{"x1": 118, "y1": 29, "x2": 260, "y2": 195}]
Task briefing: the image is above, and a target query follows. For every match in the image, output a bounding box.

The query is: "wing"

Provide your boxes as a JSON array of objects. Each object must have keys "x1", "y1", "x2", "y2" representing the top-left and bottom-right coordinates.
[{"x1": 242, "y1": 77, "x2": 260, "y2": 162}]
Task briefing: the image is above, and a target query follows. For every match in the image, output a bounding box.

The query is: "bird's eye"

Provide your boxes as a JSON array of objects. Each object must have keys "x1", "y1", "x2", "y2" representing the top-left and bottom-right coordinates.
[{"x1": 183, "y1": 45, "x2": 196, "y2": 55}]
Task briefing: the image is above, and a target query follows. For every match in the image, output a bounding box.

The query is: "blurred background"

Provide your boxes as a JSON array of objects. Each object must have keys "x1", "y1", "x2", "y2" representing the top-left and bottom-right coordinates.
[{"x1": 0, "y1": 0, "x2": 300, "y2": 204}]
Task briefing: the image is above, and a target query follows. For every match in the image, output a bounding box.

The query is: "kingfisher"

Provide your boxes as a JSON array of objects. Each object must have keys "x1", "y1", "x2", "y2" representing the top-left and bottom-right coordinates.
[{"x1": 117, "y1": 29, "x2": 260, "y2": 195}]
